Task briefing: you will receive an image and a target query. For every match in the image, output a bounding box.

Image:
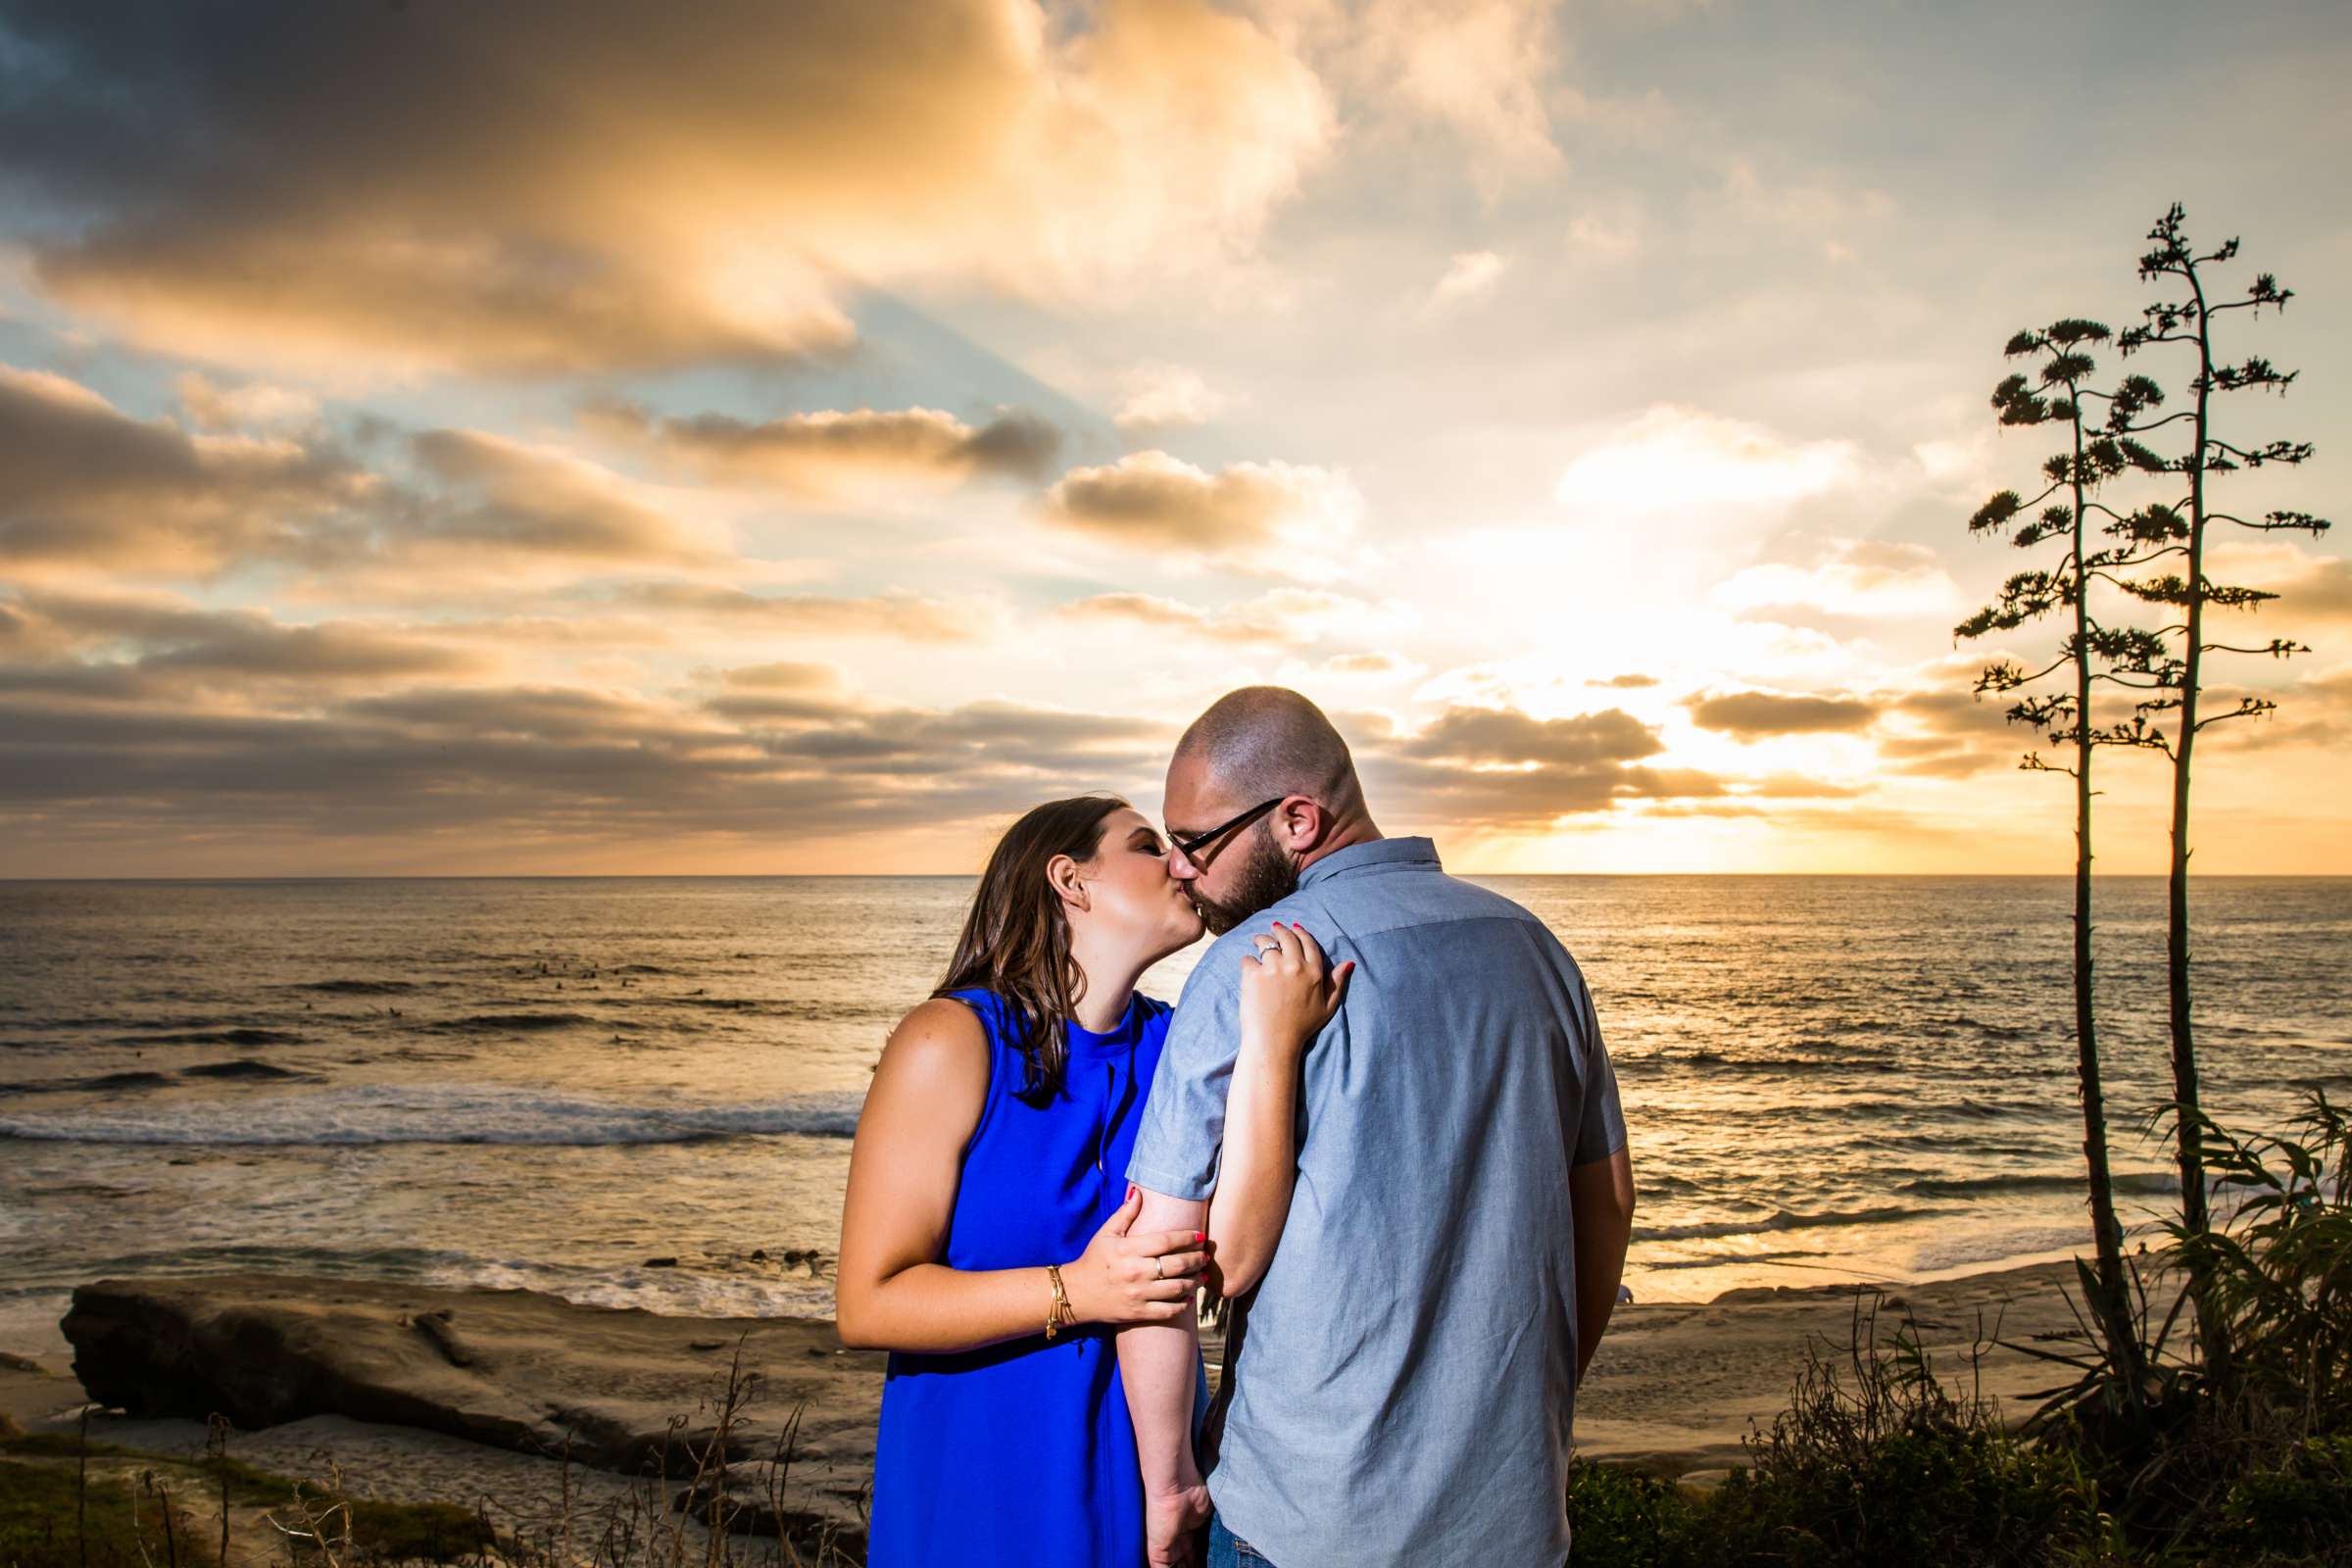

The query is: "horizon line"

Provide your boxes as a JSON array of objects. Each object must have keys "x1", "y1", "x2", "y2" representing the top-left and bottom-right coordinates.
[{"x1": 7, "y1": 871, "x2": 2349, "y2": 883}]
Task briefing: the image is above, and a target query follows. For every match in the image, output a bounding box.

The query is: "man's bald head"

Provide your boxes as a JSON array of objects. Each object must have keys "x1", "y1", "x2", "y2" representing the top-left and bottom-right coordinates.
[{"x1": 1172, "y1": 686, "x2": 1366, "y2": 816}]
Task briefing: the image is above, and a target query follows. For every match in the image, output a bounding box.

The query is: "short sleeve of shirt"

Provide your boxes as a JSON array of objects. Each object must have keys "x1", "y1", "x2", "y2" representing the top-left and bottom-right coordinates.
[
  {"x1": 1125, "y1": 937, "x2": 1248, "y2": 1200},
  {"x1": 1566, "y1": 954, "x2": 1628, "y2": 1165}
]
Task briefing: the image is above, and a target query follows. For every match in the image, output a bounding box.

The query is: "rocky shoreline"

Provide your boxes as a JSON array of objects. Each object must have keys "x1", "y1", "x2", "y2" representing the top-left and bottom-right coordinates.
[{"x1": 0, "y1": 1258, "x2": 2099, "y2": 1539}]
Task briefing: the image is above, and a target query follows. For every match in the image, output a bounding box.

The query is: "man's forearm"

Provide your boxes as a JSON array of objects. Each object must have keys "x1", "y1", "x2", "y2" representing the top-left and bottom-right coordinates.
[
  {"x1": 1569, "y1": 1149, "x2": 1636, "y2": 1386},
  {"x1": 1118, "y1": 1317, "x2": 1202, "y2": 1492},
  {"x1": 1202, "y1": 1025, "x2": 1300, "y2": 1298},
  {"x1": 1118, "y1": 1190, "x2": 1208, "y2": 1494}
]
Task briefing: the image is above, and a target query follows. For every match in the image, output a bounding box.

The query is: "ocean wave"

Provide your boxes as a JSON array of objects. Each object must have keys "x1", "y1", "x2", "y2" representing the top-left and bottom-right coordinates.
[
  {"x1": 110, "y1": 1027, "x2": 303, "y2": 1047},
  {"x1": 295, "y1": 979, "x2": 423, "y2": 995},
  {"x1": 1900, "y1": 1170, "x2": 2178, "y2": 1200},
  {"x1": 0, "y1": 1083, "x2": 863, "y2": 1148},
  {"x1": 1635, "y1": 1204, "x2": 1962, "y2": 1244},
  {"x1": 421, "y1": 1012, "x2": 596, "y2": 1033},
  {"x1": 180, "y1": 1058, "x2": 317, "y2": 1082},
  {"x1": 1641, "y1": 1248, "x2": 1829, "y2": 1271},
  {"x1": 0, "y1": 1069, "x2": 175, "y2": 1097}
]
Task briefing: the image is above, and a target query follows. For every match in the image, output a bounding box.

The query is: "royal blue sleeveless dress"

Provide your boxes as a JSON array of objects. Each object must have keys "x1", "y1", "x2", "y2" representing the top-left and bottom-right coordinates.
[{"x1": 866, "y1": 988, "x2": 1206, "y2": 1567}]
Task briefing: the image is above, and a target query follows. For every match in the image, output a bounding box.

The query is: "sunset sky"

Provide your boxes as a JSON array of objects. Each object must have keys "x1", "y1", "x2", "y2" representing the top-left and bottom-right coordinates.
[{"x1": 1, "y1": 0, "x2": 2345, "y2": 877}]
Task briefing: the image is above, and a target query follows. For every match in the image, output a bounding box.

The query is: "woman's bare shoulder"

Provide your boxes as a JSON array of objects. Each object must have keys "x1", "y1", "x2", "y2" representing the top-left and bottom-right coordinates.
[{"x1": 876, "y1": 997, "x2": 991, "y2": 1088}]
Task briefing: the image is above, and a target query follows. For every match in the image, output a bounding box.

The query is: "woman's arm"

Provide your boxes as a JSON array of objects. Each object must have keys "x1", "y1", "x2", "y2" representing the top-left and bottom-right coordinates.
[
  {"x1": 1204, "y1": 924, "x2": 1349, "y2": 1299},
  {"x1": 836, "y1": 999, "x2": 1208, "y2": 1353}
]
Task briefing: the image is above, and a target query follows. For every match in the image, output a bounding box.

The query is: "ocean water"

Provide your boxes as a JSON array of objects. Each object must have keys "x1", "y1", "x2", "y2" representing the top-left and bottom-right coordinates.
[{"x1": 2, "y1": 875, "x2": 2346, "y2": 1357}]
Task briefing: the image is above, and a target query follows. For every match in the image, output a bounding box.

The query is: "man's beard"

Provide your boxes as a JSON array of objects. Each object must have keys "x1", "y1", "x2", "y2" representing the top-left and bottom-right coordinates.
[{"x1": 1188, "y1": 826, "x2": 1299, "y2": 936}]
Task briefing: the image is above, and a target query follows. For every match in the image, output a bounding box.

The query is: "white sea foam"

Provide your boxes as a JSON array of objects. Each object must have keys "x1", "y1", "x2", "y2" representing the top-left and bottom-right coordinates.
[{"x1": 0, "y1": 1083, "x2": 862, "y2": 1148}]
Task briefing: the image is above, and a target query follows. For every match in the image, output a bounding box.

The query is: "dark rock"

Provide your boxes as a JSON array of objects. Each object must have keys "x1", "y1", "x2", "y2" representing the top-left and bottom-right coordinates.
[
  {"x1": 412, "y1": 1308, "x2": 475, "y2": 1367},
  {"x1": 59, "y1": 1272, "x2": 884, "y2": 1530},
  {"x1": 644, "y1": 1257, "x2": 679, "y2": 1268}
]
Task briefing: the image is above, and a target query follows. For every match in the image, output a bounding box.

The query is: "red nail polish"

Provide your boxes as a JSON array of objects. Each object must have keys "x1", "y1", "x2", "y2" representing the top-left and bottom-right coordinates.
[{"x1": 1194, "y1": 1232, "x2": 1205, "y2": 1244}]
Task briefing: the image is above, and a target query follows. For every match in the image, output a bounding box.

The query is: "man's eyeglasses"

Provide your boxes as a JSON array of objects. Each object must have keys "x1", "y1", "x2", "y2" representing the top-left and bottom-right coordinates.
[{"x1": 1166, "y1": 797, "x2": 1287, "y2": 867}]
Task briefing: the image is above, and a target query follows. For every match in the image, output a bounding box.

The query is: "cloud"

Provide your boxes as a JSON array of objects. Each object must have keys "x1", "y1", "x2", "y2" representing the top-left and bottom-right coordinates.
[
  {"x1": 717, "y1": 662, "x2": 847, "y2": 691},
  {"x1": 0, "y1": 0, "x2": 1332, "y2": 377},
  {"x1": 592, "y1": 584, "x2": 1003, "y2": 643},
  {"x1": 1872, "y1": 686, "x2": 2035, "y2": 777},
  {"x1": 1113, "y1": 364, "x2": 1231, "y2": 430},
  {"x1": 0, "y1": 656, "x2": 1174, "y2": 865},
  {"x1": 2205, "y1": 540, "x2": 2352, "y2": 632},
  {"x1": 1335, "y1": 0, "x2": 1565, "y2": 190},
  {"x1": 1431, "y1": 250, "x2": 1507, "y2": 304},
  {"x1": 1687, "y1": 689, "x2": 1879, "y2": 739},
  {"x1": 1348, "y1": 702, "x2": 1735, "y2": 827},
  {"x1": 0, "y1": 592, "x2": 491, "y2": 705},
  {"x1": 1711, "y1": 158, "x2": 1897, "y2": 241},
  {"x1": 1552, "y1": 405, "x2": 1861, "y2": 523},
  {"x1": 402, "y1": 430, "x2": 719, "y2": 565},
  {"x1": 1587, "y1": 672, "x2": 1659, "y2": 689},
  {"x1": 0, "y1": 364, "x2": 750, "y2": 583},
  {"x1": 1322, "y1": 652, "x2": 1411, "y2": 675},
  {"x1": 1398, "y1": 705, "x2": 1661, "y2": 766},
  {"x1": 0, "y1": 364, "x2": 365, "y2": 574},
  {"x1": 1040, "y1": 450, "x2": 1360, "y2": 567},
  {"x1": 1053, "y1": 587, "x2": 1369, "y2": 647},
  {"x1": 1713, "y1": 538, "x2": 1964, "y2": 620},
  {"x1": 174, "y1": 372, "x2": 320, "y2": 435},
  {"x1": 585, "y1": 400, "x2": 1058, "y2": 497}
]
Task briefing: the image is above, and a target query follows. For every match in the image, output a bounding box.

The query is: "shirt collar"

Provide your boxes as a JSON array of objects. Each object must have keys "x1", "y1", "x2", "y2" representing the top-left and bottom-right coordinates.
[{"x1": 1296, "y1": 835, "x2": 1440, "y2": 890}]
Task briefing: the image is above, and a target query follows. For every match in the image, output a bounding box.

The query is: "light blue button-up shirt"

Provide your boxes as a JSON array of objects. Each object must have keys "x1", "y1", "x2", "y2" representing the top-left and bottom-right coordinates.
[{"x1": 1129, "y1": 837, "x2": 1626, "y2": 1568}]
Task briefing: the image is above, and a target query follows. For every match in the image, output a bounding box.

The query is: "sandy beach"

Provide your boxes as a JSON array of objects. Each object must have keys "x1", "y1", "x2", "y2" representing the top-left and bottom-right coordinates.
[{"x1": 0, "y1": 1255, "x2": 2102, "y2": 1542}]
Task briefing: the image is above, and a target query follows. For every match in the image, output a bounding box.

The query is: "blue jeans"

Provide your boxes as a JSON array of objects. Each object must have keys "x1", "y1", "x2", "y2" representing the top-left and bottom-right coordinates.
[{"x1": 1206, "y1": 1513, "x2": 1275, "y2": 1567}]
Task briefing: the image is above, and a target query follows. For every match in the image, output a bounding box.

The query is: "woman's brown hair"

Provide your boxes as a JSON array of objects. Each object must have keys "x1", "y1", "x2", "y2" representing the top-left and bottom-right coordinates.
[{"x1": 935, "y1": 794, "x2": 1128, "y2": 1106}]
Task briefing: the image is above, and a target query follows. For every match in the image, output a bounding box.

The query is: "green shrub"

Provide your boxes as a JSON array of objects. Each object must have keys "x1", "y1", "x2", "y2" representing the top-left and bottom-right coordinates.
[
  {"x1": 2207, "y1": 1431, "x2": 2352, "y2": 1564},
  {"x1": 0, "y1": 1457, "x2": 221, "y2": 1568},
  {"x1": 1565, "y1": 1460, "x2": 1693, "y2": 1565}
]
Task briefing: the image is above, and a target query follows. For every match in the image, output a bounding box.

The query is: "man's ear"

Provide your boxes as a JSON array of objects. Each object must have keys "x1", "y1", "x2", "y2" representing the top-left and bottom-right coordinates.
[
  {"x1": 1045, "y1": 852, "x2": 1090, "y2": 913},
  {"x1": 1275, "y1": 796, "x2": 1328, "y2": 854}
]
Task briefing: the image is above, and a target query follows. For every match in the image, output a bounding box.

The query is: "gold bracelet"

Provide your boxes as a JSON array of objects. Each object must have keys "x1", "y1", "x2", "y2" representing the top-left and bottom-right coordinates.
[{"x1": 1045, "y1": 1264, "x2": 1076, "y2": 1340}]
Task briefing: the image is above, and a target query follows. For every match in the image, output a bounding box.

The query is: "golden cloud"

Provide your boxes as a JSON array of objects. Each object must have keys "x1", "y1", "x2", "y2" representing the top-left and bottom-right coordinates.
[
  {"x1": 1686, "y1": 689, "x2": 1879, "y2": 739},
  {"x1": 585, "y1": 399, "x2": 1058, "y2": 498},
  {"x1": 1041, "y1": 450, "x2": 1360, "y2": 567},
  {"x1": 1053, "y1": 587, "x2": 1366, "y2": 646},
  {"x1": 0, "y1": 365, "x2": 366, "y2": 575},
  {"x1": 593, "y1": 584, "x2": 1004, "y2": 644},
  {"x1": 5, "y1": 0, "x2": 1332, "y2": 377}
]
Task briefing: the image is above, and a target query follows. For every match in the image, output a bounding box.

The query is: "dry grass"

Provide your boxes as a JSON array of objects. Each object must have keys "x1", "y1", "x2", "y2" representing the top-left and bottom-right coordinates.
[{"x1": 4, "y1": 1338, "x2": 862, "y2": 1568}]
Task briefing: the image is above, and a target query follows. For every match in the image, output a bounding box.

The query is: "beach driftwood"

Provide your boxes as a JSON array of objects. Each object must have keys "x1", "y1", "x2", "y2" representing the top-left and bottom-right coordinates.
[{"x1": 60, "y1": 1273, "x2": 885, "y2": 1515}]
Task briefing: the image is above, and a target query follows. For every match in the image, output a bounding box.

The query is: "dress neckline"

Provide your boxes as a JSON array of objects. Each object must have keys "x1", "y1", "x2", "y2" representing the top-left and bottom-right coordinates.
[{"x1": 1064, "y1": 992, "x2": 1143, "y2": 1055}]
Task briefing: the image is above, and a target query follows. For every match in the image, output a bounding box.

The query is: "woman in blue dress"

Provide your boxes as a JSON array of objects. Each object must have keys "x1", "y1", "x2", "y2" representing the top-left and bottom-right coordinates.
[{"x1": 838, "y1": 795, "x2": 1345, "y2": 1566}]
